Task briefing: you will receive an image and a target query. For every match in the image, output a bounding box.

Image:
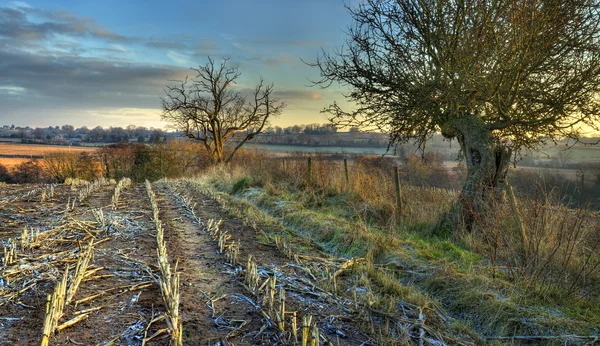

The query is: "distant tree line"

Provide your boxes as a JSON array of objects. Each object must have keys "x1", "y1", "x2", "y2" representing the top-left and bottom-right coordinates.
[
  {"x1": 264, "y1": 123, "x2": 338, "y2": 135},
  {"x1": 0, "y1": 124, "x2": 173, "y2": 144},
  {"x1": 253, "y1": 123, "x2": 389, "y2": 147}
]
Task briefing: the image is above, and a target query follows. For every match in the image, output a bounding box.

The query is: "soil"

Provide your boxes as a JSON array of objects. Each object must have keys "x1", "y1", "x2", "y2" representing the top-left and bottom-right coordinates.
[{"x1": 0, "y1": 181, "x2": 373, "y2": 345}]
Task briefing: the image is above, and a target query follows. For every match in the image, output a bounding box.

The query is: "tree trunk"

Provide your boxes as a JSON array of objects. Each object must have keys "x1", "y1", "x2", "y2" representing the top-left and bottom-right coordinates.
[{"x1": 440, "y1": 116, "x2": 512, "y2": 232}]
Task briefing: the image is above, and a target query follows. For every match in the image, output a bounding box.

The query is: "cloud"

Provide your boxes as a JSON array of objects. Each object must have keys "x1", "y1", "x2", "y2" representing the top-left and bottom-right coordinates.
[
  {"x1": 166, "y1": 50, "x2": 192, "y2": 66},
  {"x1": 83, "y1": 107, "x2": 162, "y2": 124},
  {"x1": 0, "y1": 3, "x2": 331, "y2": 128},
  {"x1": 11, "y1": 1, "x2": 31, "y2": 9},
  {"x1": 275, "y1": 90, "x2": 323, "y2": 101},
  {"x1": 0, "y1": 85, "x2": 26, "y2": 95},
  {"x1": 0, "y1": 48, "x2": 188, "y2": 111},
  {"x1": 0, "y1": 3, "x2": 193, "y2": 123},
  {"x1": 251, "y1": 39, "x2": 330, "y2": 48},
  {"x1": 0, "y1": 5, "x2": 134, "y2": 43},
  {"x1": 146, "y1": 41, "x2": 188, "y2": 50}
]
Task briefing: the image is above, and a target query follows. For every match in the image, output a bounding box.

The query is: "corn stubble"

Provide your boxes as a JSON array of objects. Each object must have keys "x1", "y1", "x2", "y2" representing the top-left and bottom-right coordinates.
[{"x1": 145, "y1": 180, "x2": 182, "y2": 346}]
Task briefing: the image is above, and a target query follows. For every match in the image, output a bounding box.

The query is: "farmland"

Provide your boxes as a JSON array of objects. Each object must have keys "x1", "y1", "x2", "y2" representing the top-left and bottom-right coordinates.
[
  {"x1": 0, "y1": 142, "x2": 599, "y2": 345},
  {"x1": 0, "y1": 143, "x2": 97, "y2": 156},
  {"x1": 0, "y1": 178, "x2": 482, "y2": 345},
  {"x1": 1, "y1": 153, "x2": 599, "y2": 345},
  {"x1": 0, "y1": 143, "x2": 97, "y2": 168}
]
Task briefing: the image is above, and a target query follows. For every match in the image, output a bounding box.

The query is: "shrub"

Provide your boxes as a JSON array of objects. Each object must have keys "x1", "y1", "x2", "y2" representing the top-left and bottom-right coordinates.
[
  {"x1": 0, "y1": 164, "x2": 9, "y2": 182},
  {"x1": 9, "y1": 160, "x2": 46, "y2": 184},
  {"x1": 232, "y1": 177, "x2": 249, "y2": 194}
]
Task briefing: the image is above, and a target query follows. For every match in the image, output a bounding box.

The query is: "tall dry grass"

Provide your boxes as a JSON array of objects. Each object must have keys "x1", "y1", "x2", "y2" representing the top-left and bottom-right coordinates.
[
  {"x1": 228, "y1": 150, "x2": 456, "y2": 230},
  {"x1": 470, "y1": 189, "x2": 600, "y2": 300},
  {"x1": 226, "y1": 149, "x2": 600, "y2": 301}
]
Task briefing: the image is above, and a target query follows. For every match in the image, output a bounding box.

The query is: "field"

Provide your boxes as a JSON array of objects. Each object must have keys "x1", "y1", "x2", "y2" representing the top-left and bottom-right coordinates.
[
  {"x1": 0, "y1": 178, "x2": 482, "y2": 345},
  {"x1": 1, "y1": 145, "x2": 599, "y2": 345},
  {"x1": 0, "y1": 143, "x2": 97, "y2": 168},
  {"x1": 0, "y1": 143, "x2": 96, "y2": 156}
]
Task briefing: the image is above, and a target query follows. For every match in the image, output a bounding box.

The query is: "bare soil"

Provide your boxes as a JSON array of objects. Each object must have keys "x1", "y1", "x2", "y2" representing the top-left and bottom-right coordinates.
[
  {"x1": 0, "y1": 180, "x2": 472, "y2": 345},
  {"x1": 0, "y1": 182, "x2": 372, "y2": 346}
]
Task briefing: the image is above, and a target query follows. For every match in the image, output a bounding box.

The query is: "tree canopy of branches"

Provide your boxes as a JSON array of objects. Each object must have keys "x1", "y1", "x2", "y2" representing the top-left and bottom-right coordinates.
[
  {"x1": 314, "y1": 0, "x2": 600, "y2": 230},
  {"x1": 161, "y1": 57, "x2": 285, "y2": 163}
]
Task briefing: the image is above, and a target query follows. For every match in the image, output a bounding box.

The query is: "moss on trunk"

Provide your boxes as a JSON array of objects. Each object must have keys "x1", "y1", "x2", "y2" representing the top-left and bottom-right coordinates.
[{"x1": 440, "y1": 116, "x2": 512, "y2": 232}]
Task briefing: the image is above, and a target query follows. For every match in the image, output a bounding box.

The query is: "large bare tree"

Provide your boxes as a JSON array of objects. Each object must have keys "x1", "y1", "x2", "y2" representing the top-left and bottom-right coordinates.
[
  {"x1": 313, "y1": 0, "x2": 600, "y2": 230},
  {"x1": 162, "y1": 57, "x2": 285, "y2": 163}
]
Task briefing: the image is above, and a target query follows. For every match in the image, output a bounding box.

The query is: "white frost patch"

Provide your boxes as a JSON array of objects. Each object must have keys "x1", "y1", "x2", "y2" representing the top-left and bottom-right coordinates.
[{"x1": 243, "y1": 187, "x2": 262, "y2": 198}]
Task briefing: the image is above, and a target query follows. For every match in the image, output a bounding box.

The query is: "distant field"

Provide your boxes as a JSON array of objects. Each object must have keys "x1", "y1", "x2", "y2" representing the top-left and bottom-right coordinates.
[
  {"x1": 534, "y1": 145, "x2": 600, "y2": 162},
  {"x1": 248, "y1": 143, "x2": 390, "y2": 155},
  {"x1": 0, "y1": 143, "x2": 98, "y2": 168},
  {"x1": 0, "y1": 143, "x2": 97, "y2": 156}
]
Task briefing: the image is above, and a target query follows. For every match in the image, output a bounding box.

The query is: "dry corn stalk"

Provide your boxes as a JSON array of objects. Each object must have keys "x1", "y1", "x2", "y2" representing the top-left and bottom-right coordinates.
[
  {"x1": 79, "y1": 177, "x2": 109, "y2": 203},
  {"x1": 311, "y1": 321, "x2": 320, "y2": 346},
  {"x1": 41, "y1": 265, "x2": 69, "y2": 346},
  {"x1": 225, "y1": 241, "x2": 239, "y2": 265},
  {"x1": 91, "y1": 208, "x2": 106, "y2": 229},
  {"x1": 66, "y1": 240, "x2": 94, "y2": 304},
  {"x1": 332, "y1": 258, "x2": 365, "y2": 292},
  {"x1": 291, "y1": 312, "x2": 298, "y2": 344},
  {"x1": 2, "y1": 239, "x2": 17, "y2": 267},
  {"x1": 112, "y1": 177, "x2": 132, "y2": 209},
  {"x1": 302, "y1": 315, "x2": 312, "y2": 346},
  {"x1": 278, "y1": 286, "x2": 286, "y2": 332},
  {"x1": 267, "y1": 275, "x2": 277, "y2": 314},
  {"x1": 246, "y1": 255, "x2": 259, "y2": 294},
  {"x1": 21, "y1": 227, "x2": 28, "y2": 250},
  {"x1": 145, "y1": 180, "x2": 182, "y2": 346},
  {"x1": 206, "y1": 218, "x2": 222, "y2": 237}
]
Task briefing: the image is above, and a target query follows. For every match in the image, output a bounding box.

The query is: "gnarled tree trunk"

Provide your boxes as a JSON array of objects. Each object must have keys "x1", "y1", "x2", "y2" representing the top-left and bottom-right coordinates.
[{"x1": 441, "y1": 116, "x2": 512, "y2": 232}]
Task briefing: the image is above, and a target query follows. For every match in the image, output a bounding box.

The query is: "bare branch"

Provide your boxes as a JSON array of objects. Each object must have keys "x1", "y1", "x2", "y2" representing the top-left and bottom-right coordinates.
[{"x1": 161, "y1": 57, "x2": 285, "y2": 163}]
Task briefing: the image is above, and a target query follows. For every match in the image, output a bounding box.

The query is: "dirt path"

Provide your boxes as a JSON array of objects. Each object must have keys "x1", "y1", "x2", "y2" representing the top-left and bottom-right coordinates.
[
  {"x1": 156, "y1": 181, "x2": 371, "y2": 346},
  {"x1": 153, "y1": 183, "x2": 268, "y2": 345}
]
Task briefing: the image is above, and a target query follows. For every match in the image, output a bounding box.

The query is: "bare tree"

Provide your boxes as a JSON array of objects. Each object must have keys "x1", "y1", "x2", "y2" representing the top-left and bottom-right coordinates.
[
  {"x1": 312, "y1": 0, "x2": 600, "y2": 230},
  {"x1": 161, "y1": 57, "x2": 285, "y2": 163},
  {"x1": 557, "y1": 149, "x2": 574, "y2": 168}
]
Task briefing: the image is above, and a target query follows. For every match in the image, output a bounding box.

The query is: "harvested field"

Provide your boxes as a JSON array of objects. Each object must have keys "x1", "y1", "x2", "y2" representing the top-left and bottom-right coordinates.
[
  {"x1": 0, "y1": 178, "x2": 479, "y2": 345},
  {"x1": 0, "y1": 143, "x2": 96, "y2": 158}
]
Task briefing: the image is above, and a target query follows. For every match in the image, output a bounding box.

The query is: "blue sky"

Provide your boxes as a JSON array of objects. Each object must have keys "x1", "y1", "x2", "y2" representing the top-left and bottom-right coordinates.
[{"x1": 0, "y1": 0, "x2": 355, "y2": 128}]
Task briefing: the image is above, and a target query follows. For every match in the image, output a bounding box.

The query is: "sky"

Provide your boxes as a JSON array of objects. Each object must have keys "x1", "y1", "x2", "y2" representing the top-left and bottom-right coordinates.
[{"x1": 0, "y1": 0, "x2": 356, "y2": 129}]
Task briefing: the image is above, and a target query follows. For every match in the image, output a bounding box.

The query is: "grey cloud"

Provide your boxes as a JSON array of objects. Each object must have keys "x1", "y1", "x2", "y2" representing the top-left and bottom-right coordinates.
[
  {"x1": 146, "y1": 38, "x2": 219, "y2": 55},
  {"x1": 0, "y1": 49, "x2": 188, "y2": 111},
  {"x1": 251, "y1": 39, "x2": 331, "y2": 48},
  {"x1": 0, "y1": 5, "x2": 134, "y2": 43},
  {"x1": 145, "y1": 41, "x2": 188, "y2": 50},
  {"x1": 0, "y1": 4, "x2": 308, "y2": 126}
]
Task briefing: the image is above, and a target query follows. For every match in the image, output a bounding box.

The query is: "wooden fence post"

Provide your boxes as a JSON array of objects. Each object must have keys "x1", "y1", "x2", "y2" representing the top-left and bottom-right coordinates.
[
  {"x1": 394, "y1": 166, "x2": 402, "y2": 214},
  {"x1": 506, "y1": 183, "x2": 528, "y2": 262},
  {"x1": 344, "y1": 158, "x2": 349, "y2": 186},
  {"x1": 307, "y1": 157, "x2": 312, "y2": 184}
]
